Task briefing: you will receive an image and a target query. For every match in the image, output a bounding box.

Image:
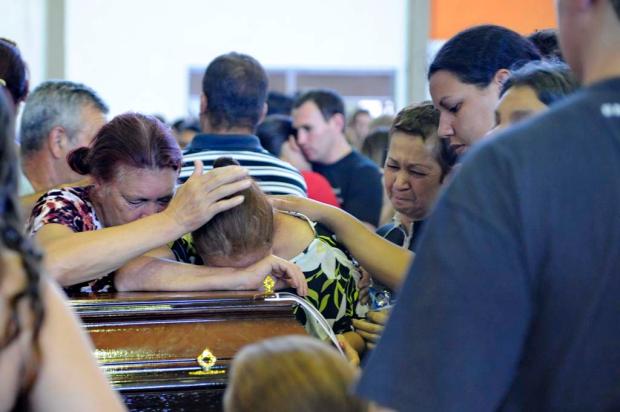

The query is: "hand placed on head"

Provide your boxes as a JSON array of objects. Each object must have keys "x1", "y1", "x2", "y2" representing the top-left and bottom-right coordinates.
[{"x1": 164, "y1": 160, "x2": 251, "y2": 233}]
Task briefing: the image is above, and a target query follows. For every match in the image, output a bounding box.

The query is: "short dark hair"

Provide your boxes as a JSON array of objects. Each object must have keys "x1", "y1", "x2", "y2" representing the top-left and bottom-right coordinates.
[
  {"x1": 293, "y1": 89, "x2": 345, "y2": 123},
  {"x1": 527, "y1": 29, "x2": 563, "y2": 61},
  {"x1": 361, "y1": 127, "x2": 389, "y2": 168},
  {"x1": 429, "y1": 25, "x2": 541, "y2": 88},
  {"x1": 202, "y1": 52, "x2": 268, "y2": 131},
  {"x1": 500, "y1": 60, "x2": 579, "y2": 106},
  {"x1": 350, "y1": 108, "x2": 370, "y2": 124},
  {"x1": 612, "y1": 0, "x2": 620, "y2": 19},
  {"x1": 266, "y1": 91, "x2": 294, "y2": 116},
  {"x1": 390, "y1": 102, "x2": 451, "y2": 180},
  {"x1": 0, "y1": 38, "x2": 29, "y2": 106},
  {"x1": 256, "y1": 114, "x2": 295, "y2": 157},
  {"x1": 67, "y1": 113, "x2": 182, "y2": 182}
]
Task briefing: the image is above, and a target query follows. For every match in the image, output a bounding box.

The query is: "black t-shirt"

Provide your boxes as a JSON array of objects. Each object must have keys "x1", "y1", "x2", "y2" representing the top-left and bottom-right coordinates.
[
  {"x1": 313, "y1": 151, "x2": 383, "y2": 226},
  {"x1": 357, "y1": 77, "x2": 620, "y2": 411}
]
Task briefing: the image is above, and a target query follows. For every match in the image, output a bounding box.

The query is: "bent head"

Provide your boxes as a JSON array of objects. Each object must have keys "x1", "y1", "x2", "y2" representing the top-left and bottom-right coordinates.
[
  {"x1": 384, "y1": 102, "x2": 446, "y2": 221},
  {"x1": 494, "y1": 60, "x2": 579, "y2": 131},
  {"x1": 428, "y1": 25, "x2": 541, "y2": 156},
  {"x1": 67, "y1": 113, "x2": 182, "y2": 226},
  {"x1": 192, "y1": 157, "x2": 274, "y2": 267},
  {"x1": 224, "y1": 335, "x2": 367, "y2": 412}
]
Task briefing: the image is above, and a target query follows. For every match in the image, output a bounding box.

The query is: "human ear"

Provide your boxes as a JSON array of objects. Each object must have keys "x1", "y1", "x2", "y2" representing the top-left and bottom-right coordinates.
[
  {"x1": 330, "y1": 113, "x2": 346, "y2": 133},
  {"x1": 200, "y1": 93, "x2": 208, "y2": 115},
  {"x1": 494, "y1": 69, "x2": 512, "y2": 86},
  {"x1": 48, "y1": 126, "x2": 68, "y2": 159},
  {"x1": 258, "y1": 103, "x2": 268, "y2": 124}
]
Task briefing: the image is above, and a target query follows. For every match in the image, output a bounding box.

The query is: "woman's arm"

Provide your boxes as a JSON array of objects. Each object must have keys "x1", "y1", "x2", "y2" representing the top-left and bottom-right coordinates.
[
  {"x1": 114, "y1": 247, "x2": 308, "y2": 296},
  {"x1": 271, "y1": 196, "x2": 412, "y2": 291},
  {"x1": 30, "y1": 279, "x2": 126, "y2": 412},
  {"x1": 35, "y1": 163, "x2": 251, "y2": 286}
]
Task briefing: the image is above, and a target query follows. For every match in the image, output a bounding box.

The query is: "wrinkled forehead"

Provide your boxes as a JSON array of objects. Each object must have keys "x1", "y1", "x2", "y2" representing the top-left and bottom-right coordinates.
[{"x1": 109, "y1": 165, "x2": 177, "y2": 195}]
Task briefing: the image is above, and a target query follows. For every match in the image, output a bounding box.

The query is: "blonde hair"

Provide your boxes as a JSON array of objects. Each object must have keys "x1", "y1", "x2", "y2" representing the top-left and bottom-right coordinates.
[
  {"x1": 224, "y1": 335, "x2": 368, "y2": 412},
  {"x1": 192, "y1": 157, "x2": 274, "y2": 264}
]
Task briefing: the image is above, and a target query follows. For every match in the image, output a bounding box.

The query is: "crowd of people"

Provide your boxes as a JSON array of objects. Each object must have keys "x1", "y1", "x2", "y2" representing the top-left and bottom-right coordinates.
[{"x1": 2, "y1": 0, "x2": 620, "y2": 409}]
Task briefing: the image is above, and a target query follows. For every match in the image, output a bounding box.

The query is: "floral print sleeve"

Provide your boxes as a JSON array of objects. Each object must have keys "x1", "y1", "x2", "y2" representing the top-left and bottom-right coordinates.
[
  {"x1": 27, "y1": 186, "x2": 112, "y2": 294},
  {"x1": 289, "y1": 220, "x2": 369, "y2": 336},
  {"x1": 28, "y1": 186, "x2": 103, "y2": 234}
]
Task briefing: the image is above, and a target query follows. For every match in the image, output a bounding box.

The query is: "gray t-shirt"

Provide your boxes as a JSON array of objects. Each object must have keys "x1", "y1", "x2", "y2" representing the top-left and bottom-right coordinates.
[{"x1": 357, "y1": 77, "x2": 620, "y2": 411}]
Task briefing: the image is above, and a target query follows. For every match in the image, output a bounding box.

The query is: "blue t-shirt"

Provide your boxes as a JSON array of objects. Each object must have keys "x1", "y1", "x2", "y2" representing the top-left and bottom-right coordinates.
[
  {"x1": 357, "y1": 77, "x2": 620, "y2": 411},
  {"x1": 313, "y1": 150, "x2": 383, "y2": 226}
]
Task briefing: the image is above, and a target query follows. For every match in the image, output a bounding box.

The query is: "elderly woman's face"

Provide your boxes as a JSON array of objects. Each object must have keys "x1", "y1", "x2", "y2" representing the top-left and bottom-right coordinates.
[
  {"x1": 493, "y1": 85, "x2": 548, "y2": 132},
  {"x1": 383, "y1": 133, "x2": 443, "y2": 221},
  {"x1": 430, "y1": 70, "x2": 501, "y2": 156},
  {"x1": 95, "y1": 165, "x2": 178, "y2": 227}
]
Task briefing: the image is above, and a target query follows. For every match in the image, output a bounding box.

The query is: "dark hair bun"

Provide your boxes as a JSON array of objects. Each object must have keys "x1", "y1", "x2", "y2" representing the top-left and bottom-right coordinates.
[
  {"x1": 213, "y1": 156, "x2": 241, "y2": 168},
  {"x1": 66, "y1": 147, "x2": 91, "y2": 175}
]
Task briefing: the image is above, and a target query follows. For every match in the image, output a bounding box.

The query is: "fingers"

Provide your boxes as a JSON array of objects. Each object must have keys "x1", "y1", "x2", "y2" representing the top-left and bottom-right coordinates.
[
  {"x1": 269, "y1": 256, "x2": 308, "y2": 297},
  {"x1": 356, "y1": 329, "x2": 380, "y2": 345},
  {"x1": 359, "y1": 288, "x2": 370, "y2": 305},
  {"x1": 202, "y1": 165, "x2": 249, "y2": 187},
  {"x1": 337, "y1": 334, "x2": 360, "y2": 367},
  {"x1": 208, "y1": 195, "x2": 246, "y2": 216},
  {"x1": 268, "y1": 195, "x2": 294, "y2": 211},
  {"x1": 367, "y1": 309, "x2": 390, "y2": 325},
  {"x1": 203, "y1": 177, "x2": 252, "y2": 207},
  {"x1": 192, "y1": 160, "x2": 204, "y2": 177},
  {"x1": 352, "y1": 318, "x2": 384, "y2": 335}
]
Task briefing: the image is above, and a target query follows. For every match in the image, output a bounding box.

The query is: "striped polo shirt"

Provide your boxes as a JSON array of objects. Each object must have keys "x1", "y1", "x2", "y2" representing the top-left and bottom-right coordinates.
[{"x1": 179, "y1": 134, "x2": 307, "y2": 197}]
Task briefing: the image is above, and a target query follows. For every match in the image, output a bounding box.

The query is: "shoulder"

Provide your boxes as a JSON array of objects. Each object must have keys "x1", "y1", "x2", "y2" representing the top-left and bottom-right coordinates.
[
  {"x1": 28, "y1": 186, "x2": 99, "y2": 234},
  {"x1": 30, "y1": 186, "x2": 91, "y2": 216}
]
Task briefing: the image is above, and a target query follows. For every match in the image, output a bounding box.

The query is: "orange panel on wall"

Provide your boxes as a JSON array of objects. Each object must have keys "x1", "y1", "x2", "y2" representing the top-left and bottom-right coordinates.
[{"x1": 431, "y1": 0, "x2": 557, "y2": 39}]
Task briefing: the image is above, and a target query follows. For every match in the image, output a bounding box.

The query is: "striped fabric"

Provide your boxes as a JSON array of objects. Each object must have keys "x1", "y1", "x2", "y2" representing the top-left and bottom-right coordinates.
[{"x1": 179, "y1": 134, "x2": 307, "y2": 197}]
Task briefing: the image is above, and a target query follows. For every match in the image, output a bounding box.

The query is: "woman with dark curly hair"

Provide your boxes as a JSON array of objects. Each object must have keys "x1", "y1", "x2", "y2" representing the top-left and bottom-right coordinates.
[{"x1": 0, "y1": 87, "x2": 125, "y2": 410}]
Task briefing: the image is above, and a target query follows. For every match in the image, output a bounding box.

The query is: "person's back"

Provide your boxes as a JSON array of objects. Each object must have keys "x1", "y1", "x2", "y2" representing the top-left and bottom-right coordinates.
[
  {"x1": 357, "y1": 1, "x2": 620, "y2": 410},
  {"x1": 179, "y1": 52, "x2": 307, "y2": 197},
  {"x1": 358, "y1": 72, "x2": 620, "y2": 412}
]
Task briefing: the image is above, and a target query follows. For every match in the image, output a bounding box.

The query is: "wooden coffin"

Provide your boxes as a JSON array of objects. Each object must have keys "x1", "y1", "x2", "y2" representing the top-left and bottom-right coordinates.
[{"x1": 70, "y1": 291, "x2": 307, "y2": 412}]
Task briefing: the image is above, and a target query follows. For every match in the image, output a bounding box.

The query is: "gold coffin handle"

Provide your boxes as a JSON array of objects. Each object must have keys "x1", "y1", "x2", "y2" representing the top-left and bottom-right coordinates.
[{"x1": 189, "y1": 347, "x2": 225, "y2": 376}]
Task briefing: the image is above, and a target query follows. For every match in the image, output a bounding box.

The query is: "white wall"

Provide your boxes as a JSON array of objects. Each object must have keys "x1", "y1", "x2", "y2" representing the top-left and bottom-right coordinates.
[
  {"x1": 0, "y1": 0, "x2": 46, "y2": 87},
  {"x1": 64, "y1": 0, "x2": 407, "y2": 120}
]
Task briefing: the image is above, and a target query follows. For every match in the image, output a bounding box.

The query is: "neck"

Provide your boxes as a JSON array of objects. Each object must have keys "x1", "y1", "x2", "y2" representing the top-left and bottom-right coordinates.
[
  {"x1": 89, "y1": 187, "x2": 108, "y2": 228},
  {"x1": 582, "y1": 54, "x2": 620, "y2": 86},
  {"x1": 581, "y1": 13, "x2": 620, "y2": 85},
  {"x1": 394, "y1": 212, "x2": 415, "y2": 235},
  {"x1": 22, "y1": 152, "x2": 61, "y2": 192},
  {"x1": 272, "y1": 211, "x2": 314, "y2": 260},
  {"x1": 321, "y1": 134, "x2": 352, "y2": 164},
  {"x1": 201, "y1": 117, "x2": 255, "y2": 136}
]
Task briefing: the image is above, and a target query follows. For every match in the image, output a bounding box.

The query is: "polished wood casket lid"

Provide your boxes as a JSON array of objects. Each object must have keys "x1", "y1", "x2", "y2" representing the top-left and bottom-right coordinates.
[{"x1": 71, "y1": 291, "x2": 307, "y2": 394}]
